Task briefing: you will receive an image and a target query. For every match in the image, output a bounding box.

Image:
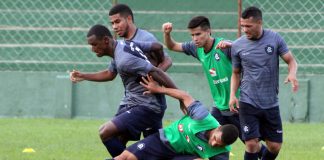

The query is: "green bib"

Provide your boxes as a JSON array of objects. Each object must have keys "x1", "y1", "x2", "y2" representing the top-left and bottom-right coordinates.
[
  {"x1": 196, "y1": 37, "x2": 239, "y2": 110},
  {"x1": 163, "y1": 114, "x2": 230, "y2": 158}
]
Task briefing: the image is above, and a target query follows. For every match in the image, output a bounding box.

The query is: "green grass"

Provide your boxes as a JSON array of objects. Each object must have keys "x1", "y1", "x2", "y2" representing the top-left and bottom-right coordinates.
[{"x1": 0, "y1": 118, "x2": 323, "y2": 160}]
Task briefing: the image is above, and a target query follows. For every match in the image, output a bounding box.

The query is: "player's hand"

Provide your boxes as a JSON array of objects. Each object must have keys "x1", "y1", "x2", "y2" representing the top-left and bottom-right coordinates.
[
  {"x1": 216, "y1": 40, "x2": 232, "y2": 49},
  {"x1": 140, "y1": 75, "x2": 163, "y2": 95},
  {"x1": 162, "y1": 22, "x2": 173, "y2": 34},
  {"x1": 284, "y1": 73, "x2": 299, "y2": 92},
  {"x1": 70, "y1": 70, "x2": 84, "y2": 83},
  {"x1": 229, "y1": 96, "x2": 239, "y2": 113}
]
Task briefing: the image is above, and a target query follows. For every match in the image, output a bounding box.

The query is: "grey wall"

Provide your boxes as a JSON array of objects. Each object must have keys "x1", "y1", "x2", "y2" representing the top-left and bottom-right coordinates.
[{"x1": 0, "y1": 71, "x2": 323, "y2": 122}]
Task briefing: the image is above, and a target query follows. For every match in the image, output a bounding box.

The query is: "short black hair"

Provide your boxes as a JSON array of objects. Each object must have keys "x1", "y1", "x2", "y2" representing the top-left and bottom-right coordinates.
[
  {"x1": 187, "y1": 16, "x2": 211, "y2": 30},
  {"x1": 109, "y1": 3, "x2": 134, "y2": 22},
  {"x1": 242, "y1": 6, "x2": 262, "y2": 20},
  {"x1": 221, "y1": 124, "x2": 239, "y2": 145},
  {"x1": 87, "y1": 24, "x2": 112, "y2": 39}
]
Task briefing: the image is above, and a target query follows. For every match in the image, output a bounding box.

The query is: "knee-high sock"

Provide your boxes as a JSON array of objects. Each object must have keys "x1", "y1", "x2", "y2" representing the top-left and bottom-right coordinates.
[
  {"x1": 262, "y1": 149, "x2": 278, "y2": 160},
  {"x1": 244, "y1": 151, "x2": 258, "y2": 160},
  {"x1": 258, "y1": 144, "x2": 267, "y2": 158},
  {"x1": 103, "y1": 137, "x2": 126, "y2": 157}
]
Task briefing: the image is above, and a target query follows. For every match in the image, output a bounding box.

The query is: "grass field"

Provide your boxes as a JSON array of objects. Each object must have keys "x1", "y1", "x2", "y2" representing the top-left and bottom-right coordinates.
[{"x1": 0, "y1": 118, "x2": 323, "y2": 160}]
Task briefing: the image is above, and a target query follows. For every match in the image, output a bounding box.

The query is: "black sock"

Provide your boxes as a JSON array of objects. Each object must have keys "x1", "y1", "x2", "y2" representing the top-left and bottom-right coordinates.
[
  {"x1": 244, "y1": 151, "x2": 258, "y2": 160},
  {"x1": 258, "y1": 144, "x2": 267, "y2": 159},
  {"x1": 103, "y1": 138, "x2": 126, "y2": 157},
  {"x1": 262, "y1": 149, "x2": 278, "y2": 160}
]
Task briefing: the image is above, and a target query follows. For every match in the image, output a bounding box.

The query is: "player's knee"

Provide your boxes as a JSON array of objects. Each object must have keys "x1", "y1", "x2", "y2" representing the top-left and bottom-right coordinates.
[
  {"x1": 99, "y1": 124, "x2": 105, "y2": 133},
  {"x1": 114, "y1": 150, "x2": 137, "y2": 160},
  {"x1": 266, "y1": 142, "x2": 282, "y2": 154},
  {"x1": 99, "y1": 122, "x2": 116, "y2": 141},
  {"x1": 99, "y1": 128, "x2": 106, "y2": 140},
  {"x1": 245, "y1": 138, "x2": 260, "y2": 152}
]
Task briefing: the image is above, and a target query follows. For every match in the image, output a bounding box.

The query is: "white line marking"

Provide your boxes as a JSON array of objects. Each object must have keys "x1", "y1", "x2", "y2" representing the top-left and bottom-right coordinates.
[
  {"x1": 1, "y1": 9, "x2": 323, "y2": 15},
  {"x1": 0, "y1": 44, "x2": 323, "y2": 49},
  {"x1": 0, "y1": 60, "x2": 104, "y2": 65},
  {"x1": 0, "y1": 61, "x2": 322, "y2": 67},
  {"x1": 0, "y1": 44, "x2": 89, "y2": 48},
  {"x1": 0, "y1": 26, "x2": 323, "y2": 33},
  {"x1": 149, "y1": 29, "x2": 324, "y2": 33}
]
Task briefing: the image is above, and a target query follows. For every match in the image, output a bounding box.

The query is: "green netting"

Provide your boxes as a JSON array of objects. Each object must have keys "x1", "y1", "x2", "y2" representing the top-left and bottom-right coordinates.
[
  {"x1": 0, "y1": 0, "x2": 113, "y2": 72},
  {"x1": 0, "y1": 0, "x2": 323, "y2": 74},
  {"x1": 243, "y1": 0, "x2": 324, "y2": 74}
]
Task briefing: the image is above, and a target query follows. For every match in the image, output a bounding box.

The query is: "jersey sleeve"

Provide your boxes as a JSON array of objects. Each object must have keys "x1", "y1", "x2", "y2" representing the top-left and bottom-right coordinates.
[
  {"x1": 121, "y1": 42, "x2": 154, "y2": 76},
  {"x1": 220, "y1": 40, "x2": 232, "y2": 60},
  {"x1": 182, "y1": 41, "x2": 198, "y2": 58},
  {"x1": 276, "y1": 33, "x2": 289, "y2": 56},
  {"x1": 108, "y1": 60, "x2": 117, "y2": 73},
  {"x1": 187, "y1": 101, "x2": 209, "y2": 120},
  {"x1": 132, "y1": 40, "x2": 153, "y2": 53},
  {"x1": 125, "y1": 55, "x2": 153, "y2": 76},
  {"x1": 141, "y1": 31, "x2": 159, "y2": 42},
  {"x1": 231, "y1": 42, "x2": 241, "y2": 69}
]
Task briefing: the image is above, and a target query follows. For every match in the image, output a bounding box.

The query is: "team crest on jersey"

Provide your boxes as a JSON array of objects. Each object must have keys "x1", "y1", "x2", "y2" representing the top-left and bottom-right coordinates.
[
  {"x1": 243, "y1": 125, "x2": 249, "y2": 133},
  {"x1": 186, "y1": 135, "x2": 190, "y2": 143},
  {"x1": 196, "y1": 145, "x2": 204, "y2": 152},
  {"x1": 137, "y1": 143, "x2": 145, "y2": 150},
  {"x1": 265, "y1": 45, "x2": 274, "y2": 55},
  {"x1": 178, "y1": 124, "x2": 184, "y2": 132},
  {"x1": 209, "y1": 68, "x2": 217, "y2": 77},
  {"x1": 214, "y1": 53, "x2": 220, "y2": 61}
]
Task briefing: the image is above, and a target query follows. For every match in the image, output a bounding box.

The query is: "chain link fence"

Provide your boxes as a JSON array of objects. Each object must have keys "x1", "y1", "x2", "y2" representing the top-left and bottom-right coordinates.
[
  {"x1": 0, "y1": 0, "x2": 323, "y2": 74},
  {"x1": 0, "y1": 0, "x2": 113, "y2": 72},
  {"x1": 0, "y1": 0, "x2": 238, "y2": 73},
  {"x1": 243, "y1": 0, "x2": 324, "y2": 74}
]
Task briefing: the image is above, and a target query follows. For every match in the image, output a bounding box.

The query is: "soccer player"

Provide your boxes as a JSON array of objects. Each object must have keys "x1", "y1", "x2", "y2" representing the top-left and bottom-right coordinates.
[
  {"x1": 109, "y1": 3, "x2": 172, "y2": 71},
  {"x1": 69, "y1": 25, "x2": 177, "y2": 157},
  {"x1": 162, "y1": 16, "x2": 266, "y2": 159},
  {"x1": 229, "y1": 6, "x2": 299, "y2": 160},
  {"x1": 113, "y1": 75, "x2": 239, "y2": 160},
  {"x1": 108, "y1": 4, "x2": 172, "y2": 151}
]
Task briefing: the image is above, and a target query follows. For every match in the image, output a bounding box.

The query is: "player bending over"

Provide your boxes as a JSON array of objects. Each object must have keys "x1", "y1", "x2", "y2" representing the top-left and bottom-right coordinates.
[{"x1": 113, "y1": 75, "x2": 239, "y2": 160}]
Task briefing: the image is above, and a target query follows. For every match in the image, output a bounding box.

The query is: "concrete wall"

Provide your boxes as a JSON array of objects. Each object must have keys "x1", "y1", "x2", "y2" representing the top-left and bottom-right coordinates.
[{"x1": 0, "y1": 71, "x2": 323, "y2": 122}]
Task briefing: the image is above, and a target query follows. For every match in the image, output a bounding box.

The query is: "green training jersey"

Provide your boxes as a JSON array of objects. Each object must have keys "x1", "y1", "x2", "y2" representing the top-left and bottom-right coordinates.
[
  {"x1": 163, "y1": 113, "x2": 230, "y2": 158},
  {"x1": 196, "y1": 38, "x2": 239, "y2": 110}
]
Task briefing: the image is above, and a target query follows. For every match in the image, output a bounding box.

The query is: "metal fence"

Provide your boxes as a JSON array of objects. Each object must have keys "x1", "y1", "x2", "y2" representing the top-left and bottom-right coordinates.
[
  {"x1": 0, "y1": 0, "x2": 323, "y2": 74},
  {"x1": 243, "y1": 0, "x2": 324, "y2": 74}
]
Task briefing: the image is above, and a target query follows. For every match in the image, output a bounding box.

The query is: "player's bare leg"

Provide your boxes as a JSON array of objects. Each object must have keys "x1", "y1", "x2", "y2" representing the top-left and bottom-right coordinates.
[
  {"x1": 263, "y1": 140, "x2": 281, "y2": 159},
  {"x1": 114, "y1": 150, "x2": 138, "y2": 160},
  {"x1": 265, "y1": 140, "x2": 281, "y2": 153},
  {"x1": 99, "y1": 121, "x2": 119, "y2": 141},
  {"x1": 245, "y1": 138, "x2": 260, "y2": 153},
  {"x1": 99, "y1": 121, "x2": 126, "y2": 157}
]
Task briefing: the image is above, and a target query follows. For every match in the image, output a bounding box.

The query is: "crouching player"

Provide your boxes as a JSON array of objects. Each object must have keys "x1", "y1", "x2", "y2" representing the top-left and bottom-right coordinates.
[{"x1": 114, "y1": 75, "x2": 239, "y2": 160}]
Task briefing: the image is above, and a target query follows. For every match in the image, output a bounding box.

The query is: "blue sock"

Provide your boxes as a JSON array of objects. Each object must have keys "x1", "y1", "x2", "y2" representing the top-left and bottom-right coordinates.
[
  {"x1": 262, "y1": 149, "x2": 278, "y2": 160},
  {"x1": 258, "y1": 144, "x2": 267, "y2": 159},
  {"x1": 103, "y1": 138, "x2": 125, "y2": 157},
  {"x1": 244, "y1": 151, "x2": 258, "y2": 160}
]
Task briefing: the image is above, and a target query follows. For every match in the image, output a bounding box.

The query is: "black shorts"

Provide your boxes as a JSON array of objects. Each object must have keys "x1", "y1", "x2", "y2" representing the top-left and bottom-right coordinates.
[
  {"x1": 239, "y1": 101, "x2": 283, "y2": 143},
  {"x1": 127, "y1": 132, "x2": 199, "y2": 160},
  {"x1": 112, "y1": 105, "x2": 164, "y2": 140}
]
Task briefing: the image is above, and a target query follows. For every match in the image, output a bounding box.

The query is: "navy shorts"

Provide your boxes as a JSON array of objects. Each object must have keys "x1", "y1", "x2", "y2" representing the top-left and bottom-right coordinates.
[
  {"x1": 127, "y1": 132, "x2": 199, "y2": 160},
  {"x1": 239, "y1": 101, "x2": 283, "y2": 143},
  {"x1": 112, "y1": 105, "x2": 164, "y2": 141}
]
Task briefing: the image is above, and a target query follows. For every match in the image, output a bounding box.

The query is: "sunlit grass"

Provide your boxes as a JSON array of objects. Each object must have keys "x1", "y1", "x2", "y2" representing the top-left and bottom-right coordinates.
[{"x1": 0, "y1": 118, "x2": 323, "y2": 160}]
